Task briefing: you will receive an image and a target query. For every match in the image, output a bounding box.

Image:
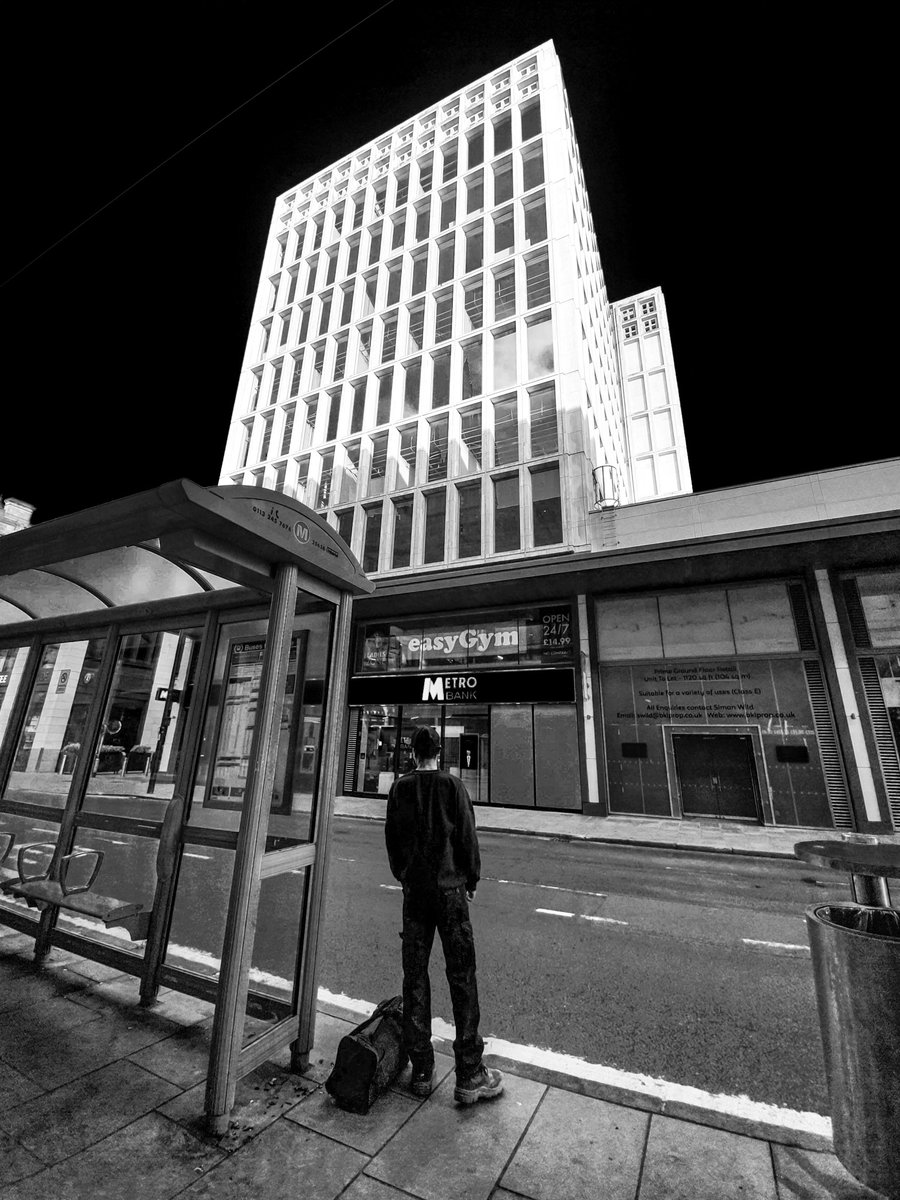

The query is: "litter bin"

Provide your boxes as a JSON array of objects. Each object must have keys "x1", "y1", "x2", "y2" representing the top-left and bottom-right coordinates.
[{"x1": 806, "y1": 903, "x2": 900, "y2": 1198}]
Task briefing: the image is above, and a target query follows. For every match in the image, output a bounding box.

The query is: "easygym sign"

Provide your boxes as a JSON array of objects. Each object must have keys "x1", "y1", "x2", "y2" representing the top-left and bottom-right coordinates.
[{"x1": 405, "y1": 628, "x2": 517, "y2": 657}]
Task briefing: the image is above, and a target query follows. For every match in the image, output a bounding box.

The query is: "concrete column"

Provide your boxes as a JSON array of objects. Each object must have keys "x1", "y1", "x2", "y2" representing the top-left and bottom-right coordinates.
[{"x1": 814, "y1": 569, "x2": 881, "y2": 823}]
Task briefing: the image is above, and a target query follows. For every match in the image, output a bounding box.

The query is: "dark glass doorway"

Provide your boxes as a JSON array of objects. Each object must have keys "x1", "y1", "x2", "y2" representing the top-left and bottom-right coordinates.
[{"x1": 673, "y1": 734, "x2": 760, "y2": 821}]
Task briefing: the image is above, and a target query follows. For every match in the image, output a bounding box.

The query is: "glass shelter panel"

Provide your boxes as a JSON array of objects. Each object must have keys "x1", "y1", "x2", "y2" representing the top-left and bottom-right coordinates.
[
  {"x1": 82, "y1": 628, "x2": 203, "y2": 821},
  {"x1": 5, "y1": 636, "x2": 107, "y2": 810}
]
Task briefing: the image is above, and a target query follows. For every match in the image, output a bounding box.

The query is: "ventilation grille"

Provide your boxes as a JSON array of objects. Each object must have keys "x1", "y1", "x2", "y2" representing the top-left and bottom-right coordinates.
[
  {"x1": 788, "y1": 583, "x2": 817, "y2": 651},
  {"x1": 343, "y1": 716, "x2": 359, "y2": 794},
  {"x1": 858, "y1": 656, "x2": 900, "y2": 825},
  {"x1": 842, "y1": 579, "x2": 872, "y2": 648},
  {"x1": 803, "y1": 660, "x2": 853, "y2": 828}
]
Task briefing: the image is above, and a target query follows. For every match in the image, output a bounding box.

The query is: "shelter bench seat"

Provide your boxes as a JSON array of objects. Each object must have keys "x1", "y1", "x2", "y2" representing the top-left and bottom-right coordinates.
[
  {"x1": 2, "y1": 845, "x2": 152, "y2": 940},
  {"x1": 0, "y1": 796, "x2": 184, "y2": 944}
]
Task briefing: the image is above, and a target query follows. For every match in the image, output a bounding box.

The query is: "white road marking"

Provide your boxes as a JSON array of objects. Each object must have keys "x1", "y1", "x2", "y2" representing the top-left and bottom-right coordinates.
[
  {"x1": 337, "y1": 857, "x2": 357, "y2": 862},
  {"x1": 182, "y1": 852, "x2": 210, "y2": 860},
  {"x1": 380, "y1": 884, "x2": 402, "y2": 891},
  {"x1": 743, "y1": 938, "x2": 810, "y2": 952},
  {"x1": 316, "y1": 990, "x2": 832, "y2": 1140},
  {"x1": 581, "y1": 915, "x2": 628, "y2": 926},
  {"x1": 535, "y1": 908, "x2": 574, "y2": 918},
  {"x1": 493, "y1": 878, "x2": 607, "y2": 899}
]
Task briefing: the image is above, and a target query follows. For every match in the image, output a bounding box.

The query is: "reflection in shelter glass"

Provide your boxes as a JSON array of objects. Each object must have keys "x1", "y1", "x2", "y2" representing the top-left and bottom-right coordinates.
[{"x1": 5, "y1": 637, "x2": 107, "y2": 809}]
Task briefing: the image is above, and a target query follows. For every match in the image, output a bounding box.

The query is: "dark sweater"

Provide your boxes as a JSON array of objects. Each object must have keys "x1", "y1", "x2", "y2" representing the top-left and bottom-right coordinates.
[{"x1": 385, "y1": 769, "x2": 481, "y2": 893}]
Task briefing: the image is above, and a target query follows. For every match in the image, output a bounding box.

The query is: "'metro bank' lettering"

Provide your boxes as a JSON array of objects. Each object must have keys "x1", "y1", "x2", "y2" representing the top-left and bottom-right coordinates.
[{"x1": 422, "y1": 675, "x2": 479, "y2": 701}]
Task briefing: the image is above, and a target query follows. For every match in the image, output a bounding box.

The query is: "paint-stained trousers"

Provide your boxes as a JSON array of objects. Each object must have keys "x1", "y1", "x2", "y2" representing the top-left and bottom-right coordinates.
[{"x1": 400, "y1": 883, "x2": 484, "y2": 1079}]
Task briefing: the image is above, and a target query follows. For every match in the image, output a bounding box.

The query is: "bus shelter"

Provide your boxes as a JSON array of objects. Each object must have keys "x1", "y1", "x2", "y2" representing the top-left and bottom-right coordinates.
[{"x1": 0, "y1": 479, "x2": 372, "y2": 1132}]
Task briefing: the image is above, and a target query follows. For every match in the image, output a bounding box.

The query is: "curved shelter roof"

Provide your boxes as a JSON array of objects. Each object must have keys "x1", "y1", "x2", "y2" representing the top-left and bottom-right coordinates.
[{"x1": 0, "y1": 479, "x2": 372, "y2": 627}]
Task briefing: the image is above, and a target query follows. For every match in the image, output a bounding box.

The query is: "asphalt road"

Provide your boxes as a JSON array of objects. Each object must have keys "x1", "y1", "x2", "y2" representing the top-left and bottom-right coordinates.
[{"x1": 318, "y1": 817, "x2": 851, "y2": 1114}]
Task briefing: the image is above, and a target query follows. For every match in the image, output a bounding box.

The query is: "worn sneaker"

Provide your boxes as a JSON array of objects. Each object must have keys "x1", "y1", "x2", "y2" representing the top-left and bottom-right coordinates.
[
  {"x1": 409, "y1": 1065, "x2": 435, "y2": 1096},
  {"x1": 454, "y1": 1066, "x2": 504, "y2": 1105}
]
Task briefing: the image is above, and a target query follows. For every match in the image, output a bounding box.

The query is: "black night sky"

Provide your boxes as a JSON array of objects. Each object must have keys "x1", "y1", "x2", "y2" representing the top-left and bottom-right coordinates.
[{"x1": 0, "y1": 2, "x2": 886, "y2": 524}]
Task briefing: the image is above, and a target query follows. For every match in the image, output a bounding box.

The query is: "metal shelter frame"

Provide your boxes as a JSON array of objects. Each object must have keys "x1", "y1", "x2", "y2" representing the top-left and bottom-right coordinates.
[{"x1": 0, "y1": 479, "x2": 372, "y2": 1132}]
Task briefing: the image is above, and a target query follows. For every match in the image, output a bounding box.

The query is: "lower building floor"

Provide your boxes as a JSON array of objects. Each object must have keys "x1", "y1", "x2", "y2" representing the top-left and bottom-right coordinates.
[{"x1": 338, "y1": 554, "x2": 900, "y2": 834}]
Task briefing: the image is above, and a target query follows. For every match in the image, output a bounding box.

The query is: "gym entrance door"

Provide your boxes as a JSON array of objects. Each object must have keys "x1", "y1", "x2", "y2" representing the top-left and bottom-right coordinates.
[{"x1": 672, "y1": 733, "x2": 761, "y2": 821}]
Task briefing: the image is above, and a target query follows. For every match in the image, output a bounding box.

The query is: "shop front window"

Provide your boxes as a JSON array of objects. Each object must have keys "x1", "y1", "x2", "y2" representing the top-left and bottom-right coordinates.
[{"x1": 355, "y1": 604, "x2": 573, "y2": 674}]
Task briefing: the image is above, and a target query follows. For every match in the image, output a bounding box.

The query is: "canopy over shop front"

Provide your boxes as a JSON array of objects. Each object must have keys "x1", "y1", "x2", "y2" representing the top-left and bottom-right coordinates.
[{"x1": 0, "y1": 479, "x2": 371, "y2": 1132}]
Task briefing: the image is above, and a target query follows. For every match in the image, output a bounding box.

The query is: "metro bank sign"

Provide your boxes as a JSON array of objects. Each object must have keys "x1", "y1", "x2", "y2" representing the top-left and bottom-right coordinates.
[
  {"x1": 421, "y1": 675, "x2": 479, "y2": 701},
  {"x1": 347, "y1": 667, "x2": 576, "y2": 706}
]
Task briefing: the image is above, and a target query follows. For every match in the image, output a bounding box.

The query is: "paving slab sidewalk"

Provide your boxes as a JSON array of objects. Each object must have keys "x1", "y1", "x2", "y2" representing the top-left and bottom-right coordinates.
[
  {"x1": 336, "y1": 795, "x2": 900, "y2": 860},
  {"x1": 0, "y1": 934, "x2": 889, "y2": 1200}
]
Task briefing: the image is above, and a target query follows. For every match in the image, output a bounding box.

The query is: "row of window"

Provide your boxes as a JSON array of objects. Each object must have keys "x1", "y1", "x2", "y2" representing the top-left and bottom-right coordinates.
[
  {"x1": 333, "y1": 461, "x2": 563, "y2": 574},
  {"x1": 274, "y1": 138, "x2": 546, "y2": 277},
  {"x1": 237, "y1": 313, "x2": 556, "y2": 468},
  {"x1": 237, "y1": 383, "x2": 560, "y2": 493},
  {"x1": 260, "y1": 191, "x2": 550, "y2": 359},
  {"x1": 249, "y1": 270, "x2": 554, "y2": 416},
  {"x1": 285, "y1": 72, "x2": 540, "y2": 222},
  {"x1": 273, "y1": 98, "x2": 544, "y2": 269}
]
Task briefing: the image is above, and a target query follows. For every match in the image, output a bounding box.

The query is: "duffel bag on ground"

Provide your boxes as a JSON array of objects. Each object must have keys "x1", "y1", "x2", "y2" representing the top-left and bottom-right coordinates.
[{"x1": 324, "y1": 995, "x2": 408, "y2": 1114}]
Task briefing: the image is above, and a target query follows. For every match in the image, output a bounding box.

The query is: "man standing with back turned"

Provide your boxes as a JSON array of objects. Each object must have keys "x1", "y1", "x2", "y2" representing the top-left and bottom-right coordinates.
[{"x1": 385, "y1": 725, "x2": 504, "y2": 1104}]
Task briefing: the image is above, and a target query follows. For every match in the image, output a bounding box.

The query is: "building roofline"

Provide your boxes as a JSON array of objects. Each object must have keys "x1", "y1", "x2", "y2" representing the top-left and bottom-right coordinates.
[{"x1": 274, "y1": 40, "x2": 558, "y2": 204}]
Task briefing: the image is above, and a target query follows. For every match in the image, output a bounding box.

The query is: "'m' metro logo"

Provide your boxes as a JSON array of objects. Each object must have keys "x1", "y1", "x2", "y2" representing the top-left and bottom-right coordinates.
[{"x1": 422, "y1": 677, "x2": 444, "y2": 701}]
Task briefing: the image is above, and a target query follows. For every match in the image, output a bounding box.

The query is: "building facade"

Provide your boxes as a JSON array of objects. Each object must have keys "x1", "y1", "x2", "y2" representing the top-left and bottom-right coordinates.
[{"x1": 220, "y1": 41, "x2": 692, "y2": 571}]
